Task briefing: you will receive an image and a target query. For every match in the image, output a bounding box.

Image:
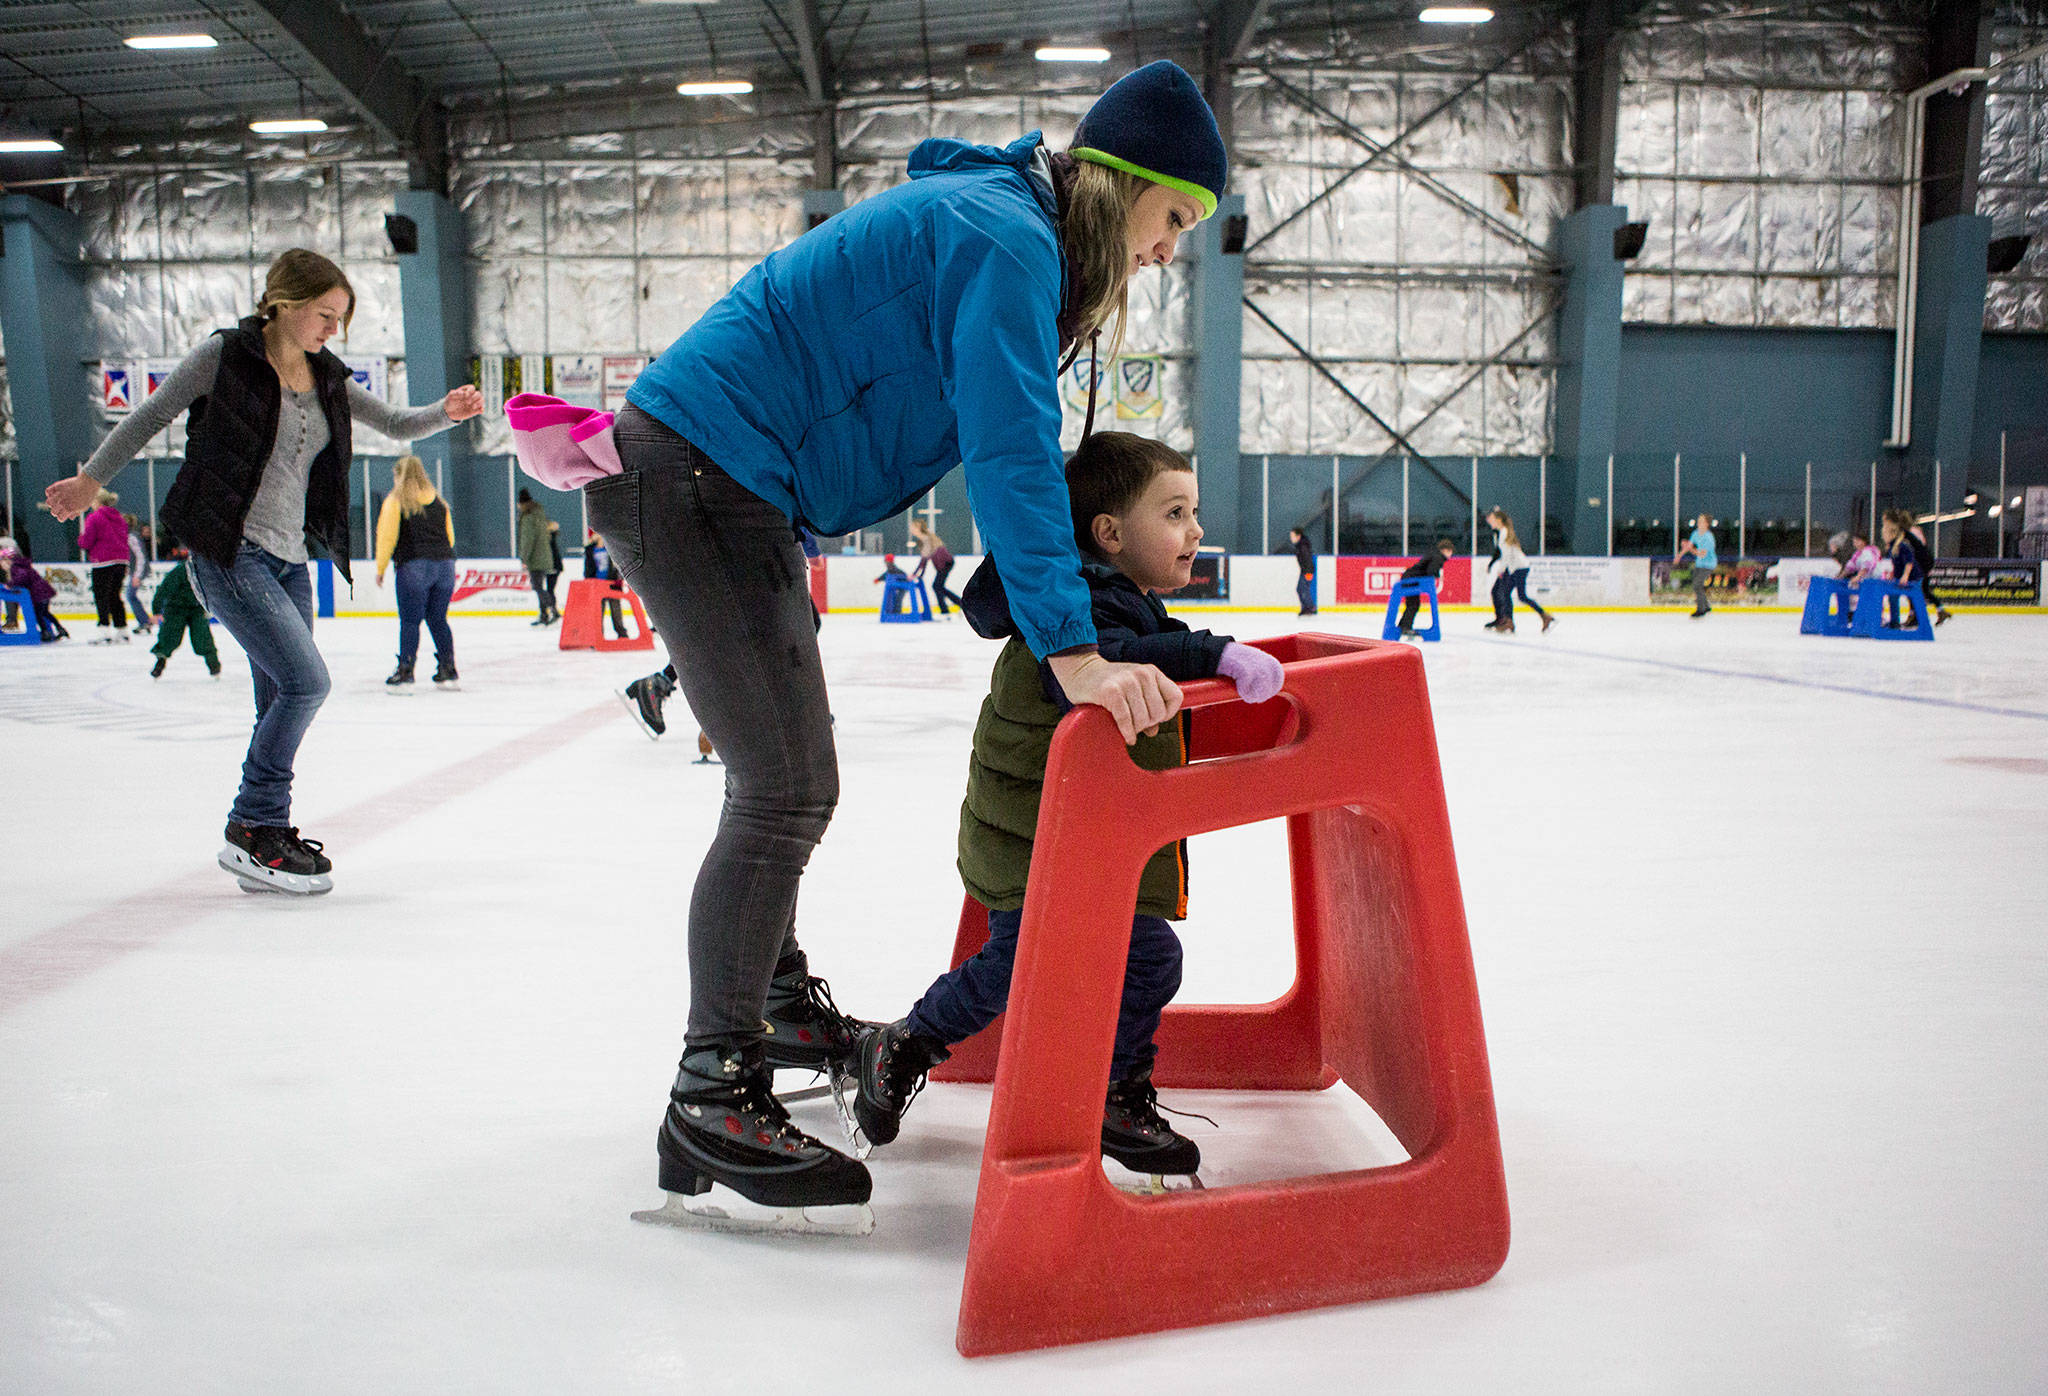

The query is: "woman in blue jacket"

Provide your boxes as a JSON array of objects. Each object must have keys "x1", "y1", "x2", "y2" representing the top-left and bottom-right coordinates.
[{"x1": 590, "y1": 61, "x2": 1227, "y2": 1221}]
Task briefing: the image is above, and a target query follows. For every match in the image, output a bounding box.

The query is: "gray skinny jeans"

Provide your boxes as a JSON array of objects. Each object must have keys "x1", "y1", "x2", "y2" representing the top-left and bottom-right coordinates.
[{"x1": 587, "y1": 404, "x2": 831, "y2": 1047}]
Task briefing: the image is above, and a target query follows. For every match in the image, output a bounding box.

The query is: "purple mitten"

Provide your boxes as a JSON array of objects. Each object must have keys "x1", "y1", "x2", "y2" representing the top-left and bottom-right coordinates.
[
  {"x1": 507, "y1": 393, "x2": 621, "y2": 490},
  {"x1": 1217, "y1": 641, "x2": 1284, "y2": 703}
]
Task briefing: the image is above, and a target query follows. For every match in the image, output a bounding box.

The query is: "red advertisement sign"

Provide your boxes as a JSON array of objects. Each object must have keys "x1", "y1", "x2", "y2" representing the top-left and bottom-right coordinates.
[{"x1": 1334, "y1": 555, "x2": 1473, "y2": 605}]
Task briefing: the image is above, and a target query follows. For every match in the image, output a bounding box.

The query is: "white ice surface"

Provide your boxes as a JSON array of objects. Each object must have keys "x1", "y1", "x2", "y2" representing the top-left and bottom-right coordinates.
[{"x1": 3, "y1": 608, "x2": 2046, "y2": 1393}]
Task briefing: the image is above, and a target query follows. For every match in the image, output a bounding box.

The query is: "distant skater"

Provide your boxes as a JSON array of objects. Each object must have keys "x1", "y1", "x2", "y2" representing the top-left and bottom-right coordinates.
[
  {"x1": 77, "y1": 490, "x2": 131, "y2": 641},
  {"x1": 375, "y1": 455, "x2": 460, "y2": 692},
  {"x1": 1289, "y1": 527, "x2": 1316, "y2": 615},
  {"x1": 125, "y1": 515, "x2": 154, "y2": 635},
  {"x1": 1397, "y1": 538, "x2": 1456, "y2": 636},
  {"x1": 908, "y1": 518, "x2": 962, "y2": 615},
  {"x1": 148, "y1": 544, "x2": 221, "y2": 679},
  {"x1": 1677, "y1": 512, "x2": 1717, "y2": 619},
  {"x1": 1488, "y1": 509, "x2": 1550, "y2": 634},
  {"x1": 43, "y1": 247, "x2": 481, "y2": 895}
]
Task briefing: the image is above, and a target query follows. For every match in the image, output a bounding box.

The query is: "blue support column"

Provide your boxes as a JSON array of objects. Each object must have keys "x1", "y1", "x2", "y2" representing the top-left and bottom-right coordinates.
[
  {"x1": 392, "y1": 190, "x2": 483, "y2": 553},
  {"x1": 1552, "y1": 204, "x2": 1627, "y2": 555},
  {"x1": 1905, "y1": 213, "x2": 1991, "y2": 525},
  {"x1": 1192, "y1": 193, "x2": 1245, "y2": 553},
  {"x1": 0, "y1": 196, "x2": 97, "y2": 561}
]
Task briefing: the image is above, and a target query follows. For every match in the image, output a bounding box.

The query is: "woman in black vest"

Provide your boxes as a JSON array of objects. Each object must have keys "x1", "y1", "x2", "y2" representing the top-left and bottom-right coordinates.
[
  {"x1": 374, "y1": 454, "x2": 461, "y2": 691},
  {"x1": 45, "y1": 249, "x2": 483, "y2": 895}
]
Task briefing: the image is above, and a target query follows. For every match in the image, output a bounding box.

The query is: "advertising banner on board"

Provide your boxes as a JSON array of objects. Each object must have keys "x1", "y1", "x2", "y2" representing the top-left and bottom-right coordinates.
[
  {"x1": 1333, "y1": 556, "x2": 1475, "y2": 606},
  {"x1": 1649, "y1": 557, "x2": 1774, "y2": 606},
  {"x1": 1924, "y1": 561, "x2": 2041, "y2": 605}
]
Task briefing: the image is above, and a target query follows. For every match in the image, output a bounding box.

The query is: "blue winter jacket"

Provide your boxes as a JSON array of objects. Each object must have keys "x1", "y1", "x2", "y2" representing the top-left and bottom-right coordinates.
[{"x1": 627, "y1": 132, "x2": 1095, "y2": 659}]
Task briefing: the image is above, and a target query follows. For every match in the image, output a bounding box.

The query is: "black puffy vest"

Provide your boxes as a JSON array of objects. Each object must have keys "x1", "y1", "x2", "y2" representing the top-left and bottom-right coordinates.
[{"x1": 162, "y1": 317, "x2": 355, "y2": 581}]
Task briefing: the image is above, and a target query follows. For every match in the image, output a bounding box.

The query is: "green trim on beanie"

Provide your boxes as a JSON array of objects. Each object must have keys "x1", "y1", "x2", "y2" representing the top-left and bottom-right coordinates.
[{"x1": 1071, "y1": 148, "x2": 1218, "y2": 220}]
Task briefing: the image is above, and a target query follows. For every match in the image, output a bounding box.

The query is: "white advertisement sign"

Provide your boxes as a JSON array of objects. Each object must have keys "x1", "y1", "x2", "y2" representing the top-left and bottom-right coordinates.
[
  {"x1": 601, "y1": 356, "x2": 648, "y2": 411},
  {"x1": 1520, "y1": 556, "x2": 1650, "y2": 607},
  {"x1": 340, "y1": 355, "x2": 389, "y2": 401},
  {"x1": 552, "y1": 355, "x2": 603, "y2": 409}
]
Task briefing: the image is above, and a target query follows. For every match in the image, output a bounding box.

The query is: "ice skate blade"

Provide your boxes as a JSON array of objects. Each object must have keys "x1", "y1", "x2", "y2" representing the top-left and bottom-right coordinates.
[
  {"x1": 615, "y1": 688, "x2": 663, "y2": 742},
  {"x1": 631, "y1": 1186, "x2": 874, "y2": 1237},
  {"x1": 773, "y1": 1068, "x2": 872, "y2": 1159},
  {"x1": 218, "y1": 849, "x2": 332, "y2": 897},
  {"x1": 1107, "y1": 1166, "x2": 1205, "y2": 1196}
]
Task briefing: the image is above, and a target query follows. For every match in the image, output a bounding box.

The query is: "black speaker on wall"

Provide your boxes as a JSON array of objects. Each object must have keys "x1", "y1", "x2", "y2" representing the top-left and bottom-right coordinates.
[
  {"x1": 1988, "y1": 234, "x2": 2031, "y2": 275},
  {"x1": 1220, "y1": 213, "x2": 1248, "y2": 255},
  {"x1": 384, "y1": 213, "x2": 419, "y2": 255},
  {"x1": 1613, "y1": 221, "x2": 1649, "y2": 260}
]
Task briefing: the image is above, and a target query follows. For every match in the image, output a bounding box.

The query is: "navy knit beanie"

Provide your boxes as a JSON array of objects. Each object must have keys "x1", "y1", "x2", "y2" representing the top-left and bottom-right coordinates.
[{"x1": 1072, "y1": 60, "x2": 1228, "y2": 219}]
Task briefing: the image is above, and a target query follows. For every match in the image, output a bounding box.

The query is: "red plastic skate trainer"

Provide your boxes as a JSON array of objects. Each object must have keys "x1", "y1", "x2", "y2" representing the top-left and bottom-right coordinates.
[
  {"x1": 934, "y1": 632, "x2": 1509, "y2": 1356},
  {"x1": 558, "y1": 577, "x2": 654, "y2": 651}
]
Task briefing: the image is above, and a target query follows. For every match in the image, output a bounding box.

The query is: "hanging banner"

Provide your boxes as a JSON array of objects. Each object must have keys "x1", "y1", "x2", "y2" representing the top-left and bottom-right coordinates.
[
  {"x1": 1923, "y1": 561, "x2": 2041, "y2": 605},
  {"x1": 474, "y1": 354, "x2": 506, "y2": 417},
  {"x1": 144, "y1": 360, "x2": 179, "y2": 398},
  {"x1": 1061, "y1": 354, "x2": 1107, "y2": 414},
  {"x1": 551, "y1": 355, "x2": 603, "y2": 409},
  {"x1": 340, "y1": 355, "x2": 388, "y2": 401},
  {"x1": 102, "y1": 365, "x2": 135, "y2": 415},
  {"x1": 512, "y1": 354, "x2": 549, "y2": 399},
  {"x1": 1113, "y1": 355, "x2": 1165, "y2": 420},
  {"x1": 602, "y1": 356, "x2": 648, "y2": 412}
]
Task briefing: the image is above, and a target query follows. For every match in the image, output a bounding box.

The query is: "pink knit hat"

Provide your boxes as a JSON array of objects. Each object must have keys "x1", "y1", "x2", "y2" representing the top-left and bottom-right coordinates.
[{"x1": 506, "y1": 393, "x2": 622, "y2": 491}]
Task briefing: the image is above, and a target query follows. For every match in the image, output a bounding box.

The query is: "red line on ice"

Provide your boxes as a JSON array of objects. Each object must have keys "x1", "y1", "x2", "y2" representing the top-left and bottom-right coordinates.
[{"x1": 0, "y1": 699, "x2": 621, "y2": 1015}]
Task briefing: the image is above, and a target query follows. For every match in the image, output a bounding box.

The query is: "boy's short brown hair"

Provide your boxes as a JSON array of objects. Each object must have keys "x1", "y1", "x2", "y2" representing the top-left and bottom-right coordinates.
[{"x1": 1065, "y1": 431, "x2": 1191, "y2": 558}]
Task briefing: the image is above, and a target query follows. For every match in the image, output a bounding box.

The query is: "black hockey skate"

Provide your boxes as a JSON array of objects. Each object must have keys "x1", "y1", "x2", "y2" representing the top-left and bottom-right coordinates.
[
  {"x1": 385, "y1": 659, "x2": 415, "y2": 693},
  {"x1": 851, "y1": 1019, "x2": 950, "y2": 1148},
  {"x1": 1101, "y1": 1068, "x2": 1203, "y2": 1187},
  {"x1": 762, "y1": 957, "x2": 882, "y2": 1155},
  {"x1": 619, "y1": 669, "x2": 674, "y2": 739},
  {"x1": 632, "y1": 1042, "x2": 873, "y2": 1236},
  {"x1": 431, "y1": 658, "x2": 460, "y2": 690},
  {"x1": 219, "y1": 821, "x2": 333, "y2": 896}
]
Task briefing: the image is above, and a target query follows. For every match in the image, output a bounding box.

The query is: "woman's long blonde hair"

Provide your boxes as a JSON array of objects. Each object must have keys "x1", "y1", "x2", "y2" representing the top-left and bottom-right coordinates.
[
  {"x1": 1489, "y1": 509, "x2": 1521, "y2": 550},
  {"x1": 391, "y1": 455, "x2": 436, "y2": 517},
  {"x1": 257, "y1": 248, "x2": 355, "y2": 334},
  {"x1": 1059, "y1": 160, "x2": 1147, "y2": 360}
]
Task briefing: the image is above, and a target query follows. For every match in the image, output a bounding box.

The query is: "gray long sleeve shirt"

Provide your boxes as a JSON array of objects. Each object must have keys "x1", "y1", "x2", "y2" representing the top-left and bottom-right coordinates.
[{"x1": 83, "y1": 336, "x2": 454, "y2": 563}]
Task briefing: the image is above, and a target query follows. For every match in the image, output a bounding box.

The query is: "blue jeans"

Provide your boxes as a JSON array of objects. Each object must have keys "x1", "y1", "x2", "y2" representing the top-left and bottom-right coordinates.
[
  {"x1": 907, "y1": 906, "x2": 1184, "y2": 1081},
  {"x1": 1296, "y1": 572, "x2": 1316, "y2": 615},
  {"x1": 1509, "y1": 568, "x2": 1547, "y2": 618},
  {"x1": 189, "y1": 543, "x2": 331, "y2": 828},
  {"x1": 395, "y1": 558, "x2": 456, "y2": 666}
]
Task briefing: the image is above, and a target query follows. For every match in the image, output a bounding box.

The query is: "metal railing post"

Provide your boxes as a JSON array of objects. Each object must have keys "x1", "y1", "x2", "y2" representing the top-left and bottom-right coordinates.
[
  {"x1": 1331, "y1": 455, "x2": 1341, "y2": 557},
  {"x1": 1261, "y1": 455, "x2": 1270, "y2": 555},
  {"x1": 1737, "y1": 451, "x2": 1746, "y2": 559},
  {"x1": 1470, "y1": 457, "x2": 1478, "y2": 557},
  {"x1": 1804, "y1": 461, "x2": 1812, "y2": 557},
  {"x1": 1606, "y1": 454, "x2": 1614, "y2": 557},
  {"x1": 1401, "y1": 455, "x2": 1410, "y2": 556},
  {"x1": 1538, "y1": 454, "x2": 1547, "y2": 555},
  {"x1": 1869, "y1": 460, "x2": 1877, "y2": 539},
  {"x1": 1998, "y1": 427, "x2": 2015, "y2": 556},
  {"x1": 506, "y1": 459, "x2": 517, "y2": 556},
  {"x1": 146, "y1": 459, "x2": 159, "y2": 559},
  {"x1": 1933, "y1": 459, "x2": 1942, "y2": 556},
  {"x1": 1672, "y1": 452, "x2": 1682, "y2": 555}
]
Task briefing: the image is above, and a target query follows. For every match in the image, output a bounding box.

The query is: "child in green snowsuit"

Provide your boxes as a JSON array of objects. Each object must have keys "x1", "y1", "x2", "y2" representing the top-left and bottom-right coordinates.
[{"x1": 150, "y1": 553, "x2": 221, "y2": 678}]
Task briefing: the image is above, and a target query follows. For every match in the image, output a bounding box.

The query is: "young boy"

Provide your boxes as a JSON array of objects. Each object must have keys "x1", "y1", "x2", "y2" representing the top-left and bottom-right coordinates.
[
  {"x1": 147, "y1": 544, "x2": 221, "y2": 678},
  {"x1": 1397, "y1": 538, "x2": 1457, "y2": 635},
  {"x1": 851, "y1": 432, "x2": 1284, "y2": 1180}
]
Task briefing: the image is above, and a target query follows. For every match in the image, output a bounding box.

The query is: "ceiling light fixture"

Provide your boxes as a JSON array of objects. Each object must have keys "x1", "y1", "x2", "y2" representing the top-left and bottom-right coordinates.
[
  {"x1": 676, "y1": 80, "x2": 753, "y2": 96},
  {"x1": 1419, "y1": 7, "x2": 1495, "y2": 22},
  {"x1": 1035, "y1": 46, "x2": 1112, "y2": 62},
  {"x1": 125, "y1": 34, "x2": 218, "y2": 50},
  {"x1": 0, "y1": 139, "x2": 65, "y2": 154},
  {"x1": 250, "y1": 118, "x2": 329, "y2": 135}
]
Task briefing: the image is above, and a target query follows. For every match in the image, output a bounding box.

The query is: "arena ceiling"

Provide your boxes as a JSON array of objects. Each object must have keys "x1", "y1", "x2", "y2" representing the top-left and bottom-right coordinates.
[{"x1": 0, "y1": 0, "x2": 1558, "y2": 154}]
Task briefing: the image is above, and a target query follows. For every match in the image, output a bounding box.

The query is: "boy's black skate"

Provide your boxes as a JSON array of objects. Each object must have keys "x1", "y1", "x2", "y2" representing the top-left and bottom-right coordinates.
[
  {"x1": 762, "y1": 958, "x2": 882, "y2": 1155},
  {"x1": 632, "y1": 1042, "x2": 873, "y2": 1236},
  {"x1": 385, "y1": 659, "x2": 414, "y2": 692},
  {"x1": 1102, "y1": 1068, "x2": 1202, "y2": 1182},
  {"x1": 851, "y1": 1019, "x2": 950, "y2": 1147},
  {"x1": 618, "y1": 669, "x2": 674, "y2": 739},
  {"x1": 219, "y1": 821, "x2": 333, "y2": 896},
  {"x1": 151, "y1": 656, "x2": 167, "y2": 679},
  {"x1": 206, "y1": 657, "x2": 221, "y2": 677},
  {"x1": 431, "y1": 658, "x2": 460, "y2": 690}
]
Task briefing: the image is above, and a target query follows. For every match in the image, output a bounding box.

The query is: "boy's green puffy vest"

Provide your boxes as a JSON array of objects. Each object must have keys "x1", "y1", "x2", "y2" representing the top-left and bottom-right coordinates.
[{"x1": 957, "y1": 636, "x2": 1188, "y2": 918}]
